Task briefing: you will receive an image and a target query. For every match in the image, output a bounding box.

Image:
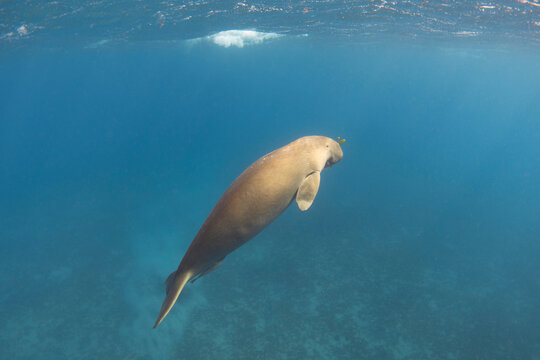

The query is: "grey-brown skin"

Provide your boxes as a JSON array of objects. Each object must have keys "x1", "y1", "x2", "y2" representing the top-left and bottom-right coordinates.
[{"x1": 153, "y1": 136, "x2": 343, "y2": 328}]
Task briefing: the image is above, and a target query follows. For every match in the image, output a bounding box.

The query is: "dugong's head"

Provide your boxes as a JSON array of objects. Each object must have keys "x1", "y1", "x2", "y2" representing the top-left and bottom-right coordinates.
[
  {"x1": 295, "y1": 135, "x2": 344, "y2": 169},
  {"x1": 323, "y1": 137, "x2": 344, "y2": 168}
]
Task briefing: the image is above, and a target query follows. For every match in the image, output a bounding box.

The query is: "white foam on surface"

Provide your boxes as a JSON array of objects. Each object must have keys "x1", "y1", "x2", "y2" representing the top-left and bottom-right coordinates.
[
  {"x1": 188, "y1": 30, "x2": 283, "y2": 48},
  {"x1": 209, "y1": 30, "x2": 282, "y2": 48}
]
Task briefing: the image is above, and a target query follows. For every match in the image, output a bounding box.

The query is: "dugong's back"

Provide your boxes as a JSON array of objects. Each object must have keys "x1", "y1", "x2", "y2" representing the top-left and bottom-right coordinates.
[{"x1": 153, "y1": 136, "x2": 343, "y2": 328}]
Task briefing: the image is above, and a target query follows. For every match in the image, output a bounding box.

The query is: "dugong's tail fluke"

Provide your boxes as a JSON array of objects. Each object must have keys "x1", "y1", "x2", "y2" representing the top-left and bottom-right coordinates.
[{"x1": 153, "y1": 269, "x2": 192, "y2": 328}]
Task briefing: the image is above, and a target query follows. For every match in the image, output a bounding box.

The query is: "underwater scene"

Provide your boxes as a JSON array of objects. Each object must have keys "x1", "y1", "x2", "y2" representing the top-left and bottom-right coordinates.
[{"x1": 1, "y1": 1, "x2": 540, "y2": 359}]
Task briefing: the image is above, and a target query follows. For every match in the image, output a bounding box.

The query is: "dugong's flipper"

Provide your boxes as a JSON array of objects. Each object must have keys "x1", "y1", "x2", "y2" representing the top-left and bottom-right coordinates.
[
  {"x1": 296, "y1": 171, "x2": 321, "y2": 211},
  {"x1": 153, "y1": 270, "x2": 192, "y2": 328}
]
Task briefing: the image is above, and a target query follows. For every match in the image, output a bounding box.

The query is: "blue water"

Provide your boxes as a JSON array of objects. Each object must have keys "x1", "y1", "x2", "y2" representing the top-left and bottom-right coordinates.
[{"x1": 2, "y1": 2, "x2": 540, "y2": 359}]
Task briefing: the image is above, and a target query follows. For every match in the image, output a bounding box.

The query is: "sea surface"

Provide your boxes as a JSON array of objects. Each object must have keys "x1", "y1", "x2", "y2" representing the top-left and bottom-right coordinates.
[{"x1": 1, "y1": 1, "x2": 540, "y2": 359}]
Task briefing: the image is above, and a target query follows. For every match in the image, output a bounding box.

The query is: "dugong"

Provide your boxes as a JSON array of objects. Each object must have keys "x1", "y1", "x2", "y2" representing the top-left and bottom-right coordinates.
[{"x1": 153, "y1": 135, "x2": 344, "y2": 328}]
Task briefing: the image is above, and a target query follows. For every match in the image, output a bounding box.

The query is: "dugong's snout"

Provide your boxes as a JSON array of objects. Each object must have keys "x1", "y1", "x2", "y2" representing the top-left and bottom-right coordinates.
[{"x1": 325, "y1": 139, "x2": 344, "y2": 168}]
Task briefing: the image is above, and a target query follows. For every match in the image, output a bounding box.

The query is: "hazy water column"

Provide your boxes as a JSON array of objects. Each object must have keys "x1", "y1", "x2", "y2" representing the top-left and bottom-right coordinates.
[{"x1": 0, "y1": 42, "x2": 539, "y2": 359}]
